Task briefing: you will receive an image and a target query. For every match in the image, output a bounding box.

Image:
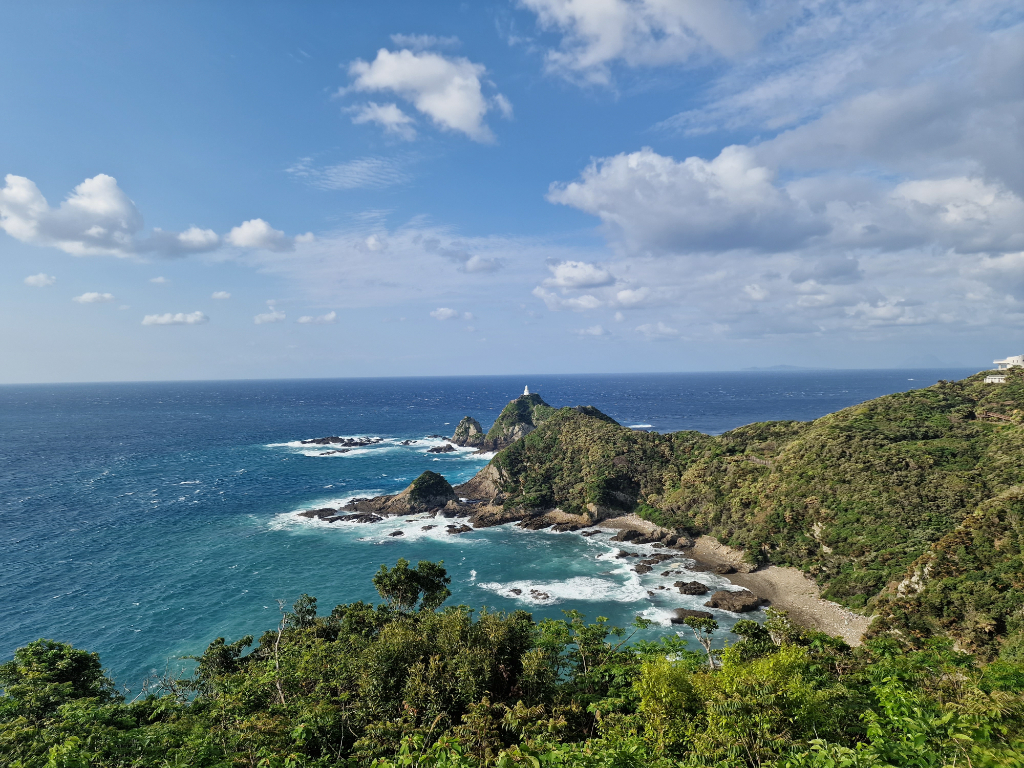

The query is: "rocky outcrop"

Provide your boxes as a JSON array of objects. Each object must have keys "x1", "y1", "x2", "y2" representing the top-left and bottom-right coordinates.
[
  {"x1": 344, "y1": 471, "x2": 458, "y2": 516},
  {"x1": 300, "y1": 436, "x2": 384, "y2": 447},
  {"x1": 675, "y1": 580, "x2": 710, "y2": 595},
  {"x1": 670, "y1": 608, "x2": 714, "y2": 623},
  {"x1": 451, "y1": 416, "x2": 485, "y2": 447},
  {"x1": 454, "y1": 464, "x2": 501, "y2": 501},
  {"x1": 704, "y1": 589, "x2": 763, "y2": 612},
  {"x1": 427, "y1": 444, "x2": 456, "y2": 454},
  {"x1": 297, "y1": 508, "x2": 339, "y2": 520}
]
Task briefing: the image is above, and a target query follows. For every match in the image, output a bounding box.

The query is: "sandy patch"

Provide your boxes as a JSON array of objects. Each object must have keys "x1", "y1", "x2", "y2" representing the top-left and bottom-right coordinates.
[
  {"x1": 591, "y1": 523, "x2": 871, "y2": 646},
  {"x1": 687, "y1": 535, "x2": 871, "y2": 646}
]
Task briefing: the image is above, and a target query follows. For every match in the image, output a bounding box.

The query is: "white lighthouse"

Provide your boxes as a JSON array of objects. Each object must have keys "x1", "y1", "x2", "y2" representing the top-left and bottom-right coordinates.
[{"x1": 523, "y1": 385, "x2": 530, "y2": 396}]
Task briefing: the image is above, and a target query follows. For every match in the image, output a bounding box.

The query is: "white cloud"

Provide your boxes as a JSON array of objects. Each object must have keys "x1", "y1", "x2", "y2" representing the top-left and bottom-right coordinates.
[
  {"x1": 254, "y1": 301, "x2": 286, "y2": 324},
  {"x1": 73, "y1": 292, "x2": 114, "y2": 304},
  {"x1": 211, "y1": 291, "x2": 231, "y2": 299},
  {"x1": 0, "y1": 174, "x2": 221, "y2": 257},
  {"x1": 519, "y1": 0, "x2": 758, "y2": 84},
  {"x1": 297, "y1": 311, "x2": 337, "y2": 324},
  {"x1": 549, "y1": 146, "x2": 826, "y2": 255},
  {"x1": 572, "y1": 324, "x2": 610, "y2": 336},
  {"x1": 365, "y1": 234, "x2": 385, "y2": 251},
  {"x1": 227, "y1": 219, "x2": 294, "y2": 252},
  {"x1": 150, "y1": 276, "x2": 168, "y2": 284},
  {"x1": 389, "y1": 33, "x2": 460, "y2": 50},
  {"x1": 635, "y1": 321, "x2": 680, "y2": 340},
  {"x1": 744, "y1": 284, "x2": 769, "y2": 301},
  {"x1": 346, "y1": 49, "x2": 508, "y2": 142},
  {"x1": 24, "y1": 273, "x2": 55, "y2": 287},
  {"x1": 532, "y1": 287, "x2": 603, "y2": 311},
  {"x1": 142, "y1": 311, "x2": 208, "y2": 326},
  {"x1": 614, "y1": 287, "x2": 650, "y2": 307},
  {"x1": 350, "y1": 102, "x2": 418, "y2": 141},
  {"x1": 430, "y1": 307, "x2": 459, "y2": 320},
  {"x1": 543, "y1": 260, "x2": 613, "y2": 288}
]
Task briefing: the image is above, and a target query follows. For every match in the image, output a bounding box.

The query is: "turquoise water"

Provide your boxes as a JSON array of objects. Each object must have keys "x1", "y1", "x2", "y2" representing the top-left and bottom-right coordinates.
[{"x1": 0, "y1": 370, "x2": 974, "y2": 686}]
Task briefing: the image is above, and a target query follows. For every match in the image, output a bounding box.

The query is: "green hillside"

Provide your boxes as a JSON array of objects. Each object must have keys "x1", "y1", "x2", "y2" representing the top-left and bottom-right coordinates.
[{"x1": 487, "y1": 370, "x2": 1024, "y2": 659}]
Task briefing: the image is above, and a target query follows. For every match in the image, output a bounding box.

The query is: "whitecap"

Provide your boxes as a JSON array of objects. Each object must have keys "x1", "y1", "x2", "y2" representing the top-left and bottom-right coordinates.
[{"x1": 477, "y1": 575, "x2": 648, "y2": 606}]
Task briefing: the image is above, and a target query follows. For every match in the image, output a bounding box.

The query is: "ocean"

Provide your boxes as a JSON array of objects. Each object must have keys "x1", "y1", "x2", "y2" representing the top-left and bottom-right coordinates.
[{"x1": 0, "y1": 369, "x2": 974, "y2": 687}]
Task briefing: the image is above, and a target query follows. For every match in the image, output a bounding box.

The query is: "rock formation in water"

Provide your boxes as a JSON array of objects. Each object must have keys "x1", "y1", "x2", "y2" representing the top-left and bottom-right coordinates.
[
  {"x1": 343, "y1": 470, "x2": 458, "y2": 516},
  {"x1": 450, "y1": 416, "x2": 484, "y2": 447}
]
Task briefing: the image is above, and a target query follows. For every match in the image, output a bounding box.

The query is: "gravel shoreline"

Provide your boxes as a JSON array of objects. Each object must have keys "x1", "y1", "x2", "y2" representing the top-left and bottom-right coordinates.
[{"x1": 593, "y1": 515, "x2": 872, "y2": 646}]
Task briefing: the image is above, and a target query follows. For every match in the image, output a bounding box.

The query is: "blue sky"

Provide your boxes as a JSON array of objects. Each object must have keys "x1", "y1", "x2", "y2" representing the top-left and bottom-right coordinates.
[{"x1": 2, "y1": 1, "x2": 1022, "y2": 383}]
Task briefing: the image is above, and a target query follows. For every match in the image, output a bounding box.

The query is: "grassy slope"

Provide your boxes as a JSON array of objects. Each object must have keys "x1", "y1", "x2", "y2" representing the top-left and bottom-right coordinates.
[{"x1": 485, "y1": 371, "x2": 1024, "y2": 658}]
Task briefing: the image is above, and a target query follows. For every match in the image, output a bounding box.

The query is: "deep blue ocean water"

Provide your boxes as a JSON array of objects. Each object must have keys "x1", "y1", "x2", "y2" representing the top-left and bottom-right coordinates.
[{"x1": 0, "y1": 369, "x2": 974, "y2": 687}]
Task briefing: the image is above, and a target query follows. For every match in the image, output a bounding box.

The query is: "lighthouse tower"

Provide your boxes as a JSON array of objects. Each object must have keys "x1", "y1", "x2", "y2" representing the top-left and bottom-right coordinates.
[{"x1": 523, "y1": 385, "x2": 530, "y2": 396}]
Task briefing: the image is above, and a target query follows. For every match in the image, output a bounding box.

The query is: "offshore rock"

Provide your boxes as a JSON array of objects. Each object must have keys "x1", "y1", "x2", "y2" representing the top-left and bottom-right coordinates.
[
  {"x1": 297, "y1": 508, "x2": 338, "y2": 520},
  {"x1": 428, "y1": 444, "x2": 457, "y2": 454},
  {"x1": 675, "y1": 580, "x2": 710, "y2": 595},
  {"x1": 451, "y1": 416, "x2": 485, "y2": 448},
  {"x1": 344, "y1": 471, "x2": 457, "y2": 515},
  {"x1": 704, "y1": 589, "x2": 763, "y2": 612}
]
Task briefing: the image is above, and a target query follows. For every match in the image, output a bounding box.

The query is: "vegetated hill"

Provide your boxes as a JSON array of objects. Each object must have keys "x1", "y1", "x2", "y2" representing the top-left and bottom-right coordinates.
[
  {"x1": 484, "y1": 370, "x2": 1024, "y2": 659},
  {"x1": 475, "y1": 393, "x2": 562, "y2": 450}
]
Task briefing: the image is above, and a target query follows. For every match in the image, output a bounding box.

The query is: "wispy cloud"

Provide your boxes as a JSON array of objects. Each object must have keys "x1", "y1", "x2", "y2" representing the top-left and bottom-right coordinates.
[{"x1": 287, "y1": 156, "x2": 413, "y2": 190}]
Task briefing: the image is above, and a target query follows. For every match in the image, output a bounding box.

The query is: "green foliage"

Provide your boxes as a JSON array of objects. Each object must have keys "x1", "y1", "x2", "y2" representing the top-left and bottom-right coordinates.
[
  {"x1": 372, "y1": 558, "x2": 453, "y2": 613},
  {"x1": 4, "y1": 563, "x2": 1024, "y2": 767},
  {"x1": 409, "y1": 472, "x2": 457, "y2": 505},
  {"x1": 485, "y1": 371, "x2": 1024, "y2": 656}
]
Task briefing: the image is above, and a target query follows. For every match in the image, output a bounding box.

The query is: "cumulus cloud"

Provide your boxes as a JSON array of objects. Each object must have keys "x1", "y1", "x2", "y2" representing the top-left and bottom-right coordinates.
[
  {"x1": 519, "y1": 0, "x2": 758, "y2": 84},
  {"x1": 430, "y1": 307, "x2": 459, "y2": 320},
  {"x1": 227, "y1": 219, "x2": 304, "y2": 252},
  {"x1": 346, "y1": 49, "x2": 509, "y2": 142},
  {"x1": 24, "y1": 273, "x2": 55, "y2": 287},
  {"x1": 532, "y1": 287, "x2": 602, "y2": 311},
  {"x1": 543, "y1": 260, "x2": 614, "y2": 288},
  {"x1": 254, "y1": 301, "x2": 286, "y2": 324},
  {"x1": 0, "y1": 174, "x2": 222, "y2": 257},
  {"x1": 73, "y1": 292, "x2": 114, "y2": 303},
  {"x1": 349, "y1": 102, "x2": 418, "y2": 141},
  {"x1": 141, "y1": 311, "x2": 208, "y2": 326},
  {"x1": 297, "y1": 311, "x2": 337, "y2": 324},
  {"x1": 211, "y1": 291, "x2": 231, "y2": 299},
  {"x1": 549, "y1": 146, "x2": 827, "y2": 255}
]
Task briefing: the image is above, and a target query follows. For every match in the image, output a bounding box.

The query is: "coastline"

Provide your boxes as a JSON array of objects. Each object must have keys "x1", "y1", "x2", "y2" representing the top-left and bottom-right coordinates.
[{"x1": 591, "y1": 515, "x2": 872, "y2": 646}]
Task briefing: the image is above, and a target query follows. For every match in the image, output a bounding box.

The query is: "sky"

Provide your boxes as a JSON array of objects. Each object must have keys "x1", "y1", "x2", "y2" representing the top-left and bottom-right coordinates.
[{"x1": 1, "y1": 0, "x2": 1022, "y2": 383}]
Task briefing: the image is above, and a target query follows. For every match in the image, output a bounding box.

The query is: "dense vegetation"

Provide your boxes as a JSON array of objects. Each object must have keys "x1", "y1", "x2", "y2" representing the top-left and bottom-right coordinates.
[
  {"x1": 489, "y1": 371, "x2": 1024, "y2": 660},
  {"x1": 4, "y1": 560, "x2": 1023, "y2": 767}
]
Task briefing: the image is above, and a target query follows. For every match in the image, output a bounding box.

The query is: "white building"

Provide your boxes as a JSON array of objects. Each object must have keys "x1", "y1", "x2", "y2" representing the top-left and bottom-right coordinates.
[
  {"x1": 985, "y1": 375, "x2": 1007, "y2": 384},
  {"x1": 993, "y1": 355, "x2": 1024, "y2": 370}
]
